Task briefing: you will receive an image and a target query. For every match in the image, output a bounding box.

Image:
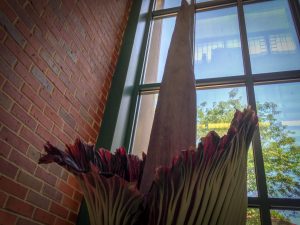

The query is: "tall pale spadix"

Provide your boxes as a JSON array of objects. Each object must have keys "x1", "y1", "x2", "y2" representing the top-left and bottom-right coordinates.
[{"x1": 140, "y1": 0, "x2": 196, "y2": 194}]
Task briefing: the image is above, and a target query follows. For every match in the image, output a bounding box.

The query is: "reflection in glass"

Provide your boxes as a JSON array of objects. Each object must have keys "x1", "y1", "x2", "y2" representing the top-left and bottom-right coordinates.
[
  {"x1": 270, "y1": 210, "x2": 300, "y2": 225},
  {"x1": 255, "y1": 82, "x2": 300, "y2": 198},
  {"x1": 143, "y1": 17, "x2": 175, "y2": 84},
  {"x1": 244, "y1": 0, "x2": 300, "y2": 74},
  {"x1": 155, "y1": 0, "x2": 214, "y2": 10},
  {"x1": 194, "y1": 7, "x2": 244, "y2": 79},
  {"x1": 247, "y1": 208, "x2": 261, "y2": 225},
  {"x1": 131, "y1": 94, "x2": 158, "y2": 157},
  {"x1": 197, "y1": 87, "x2": 257, "y2": 197},
  {"x1": 196, "y1": 87, "x2": 247, "y2": 138},
  {"x1": 155, "y1": 0, "x2": 181, "y2": 10},
  {"x1": 248, "y1": 146, "x2": 258, "y2": 197},
  {"x1": 131, "y1": 88, "x2": 258, "y2": 196}
]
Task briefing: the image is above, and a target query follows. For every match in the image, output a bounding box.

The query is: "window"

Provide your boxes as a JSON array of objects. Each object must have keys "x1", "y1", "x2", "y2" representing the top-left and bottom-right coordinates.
[{"x1": 128, "y1": 0, "x2": 300, "y2": 224}]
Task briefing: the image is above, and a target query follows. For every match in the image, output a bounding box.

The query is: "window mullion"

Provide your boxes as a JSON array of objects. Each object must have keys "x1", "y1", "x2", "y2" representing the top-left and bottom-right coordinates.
[{"x1": 237, "y1": 0, "x2": 272, "y2": 224}]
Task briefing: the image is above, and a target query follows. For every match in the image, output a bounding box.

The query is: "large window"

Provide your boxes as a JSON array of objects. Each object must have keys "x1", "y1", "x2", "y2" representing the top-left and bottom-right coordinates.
[{"x1": 129, "y1": 0, "x2": 300, "y2": 224}]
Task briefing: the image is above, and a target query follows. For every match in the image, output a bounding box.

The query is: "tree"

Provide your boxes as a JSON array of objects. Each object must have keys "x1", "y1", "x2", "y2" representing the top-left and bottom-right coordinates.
[{"x1": 197, "y1": 88, "x2": 300, "y2": 223}]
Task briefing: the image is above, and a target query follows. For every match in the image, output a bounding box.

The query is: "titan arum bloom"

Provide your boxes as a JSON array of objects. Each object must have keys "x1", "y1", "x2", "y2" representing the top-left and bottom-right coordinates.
[
  {"x1": 38, "y1": 108, "x2": 257, "y2": 225},
  {"x1": 38, "y1": 1, "x2": 258, "y2": 224}
]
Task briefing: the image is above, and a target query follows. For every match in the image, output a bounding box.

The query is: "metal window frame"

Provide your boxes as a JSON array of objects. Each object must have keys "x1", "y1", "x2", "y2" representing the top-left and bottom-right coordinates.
[{"x1": 126, "y1": 0, "x2": 300, "y2": 225}]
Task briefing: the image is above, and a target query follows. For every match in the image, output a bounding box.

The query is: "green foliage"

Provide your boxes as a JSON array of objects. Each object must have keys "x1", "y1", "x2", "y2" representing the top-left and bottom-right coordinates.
[{"x1": 197, "y1": 88, "x2": 300, "y2": 223}]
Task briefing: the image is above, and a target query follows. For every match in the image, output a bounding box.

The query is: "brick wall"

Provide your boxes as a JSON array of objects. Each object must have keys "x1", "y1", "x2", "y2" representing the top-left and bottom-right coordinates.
[{"x1": 0, "y1": 0, "x2": 132, "y2": 224}]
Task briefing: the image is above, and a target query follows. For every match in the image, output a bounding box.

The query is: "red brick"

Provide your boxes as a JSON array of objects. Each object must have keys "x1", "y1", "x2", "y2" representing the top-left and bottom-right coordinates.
[
  {"x1": 68, "y1": 211, "x2": 77, "y2": 223},
  {"x1": 30, "y1": 105, "x2": 53, "y2": 128},
  {"x1": 89, "y1": 107, "x2": 101, "y2": 124},
  {"x1": 5, "y1": 196, "x2": 34, "y2": 217},
  {"x1": 26, "y1": 190, "x2": 50, "y2": 210},
  {"x1": 44, "y1": 106, "x2": 63, "y2": 129},
  {"x1": 16, "y1": 218, "x2": 40, "y2": 225},
  {"x1": 57, "y1": 180, "x2": 74, "y2": 197},
  {"x1": 0, "y1": 157, "x2": 19, "y2": 178},
  {"x1": 15, "y1": 19, "x2": 38, "y2": 49},
  {"x1": 73, "y1": 191, "x2": 83, "y2": 202},
  {"x1": 59, "y1": 72, "x2": 76, "y2": 93},
  {"x1": 0, "y1": 210, "x2": 17, "y2": 225},
  {"x1": 29, "y1": 0, "x2": 47, "y2": 17},
  {"x1": 67, "y1": 175, "x2": 81, "y2": 191},
  {"x1": 33, "y1": 208, "x2": 55, "y2": 225},
  {"x1": 17, "y1": 170, "x2": 43, "y2": 192},
  {"x1": 84, "y1": 123, "x2": 97, "y2": 139},
  {"x1": 14, "y1": 61, "x2": 40, "y2": 91},
  {"x1": 0, "y1": 43, "x2": 17, "y2": 67},
  {"x1": 79, "y1": 107, "x2": 93, "y2": 125},
  {"x1": 0, "y1": 107, "x2": 21, "y2": 132},
  {"x1": 62, "y1": 123, "x2": 77, "y2": 140},
  {"x1": 53, "y1": 89, "x2": 70, "y2": 112},
  {"x1": 48, "y1": 163, "x2": 62, "y2": 178},
  {"x1": 76, "y1": 125, "x2": 89, "y2": 141},
  {"x1": 31, "y1": 65, "x2": 53, "y2": 93},
  {"x1": 35, "y1": 167, "x2": 57, "y2": 186},
  {"x1": 26, "y1": 145, "x2": 42, "y2": 162},
  {"x1": 9, "y1": 149, "x2": 36, "y2": 173},
  {"x1": 0, "y1": 191, "x2": 7, "y2": 208},
  {"x1": 0, "y1": 176, "x2": 28, "y2": 199},
  {"x1": 24, "y1": 42, "x2": 47, "y2": 70},
  {"x1": 62, "y1": 195, "x2": 79, "y2": 212},
  {"x1": 54, "y1": 217, "x2": 73, "y2": 225},
  {"x1": 6, "y1": 0, "x2": 35, "y2": 29},
  {"x1": 0, "y1": 91, "x2": 13, "y2": 110},
  {"x1": 0, "y1": 139, "x2": 11, "y2": 158},
  {"x1": 5, "y1": 36, "x2": 31, "y2": 68},
  {"x1": 39, "y1": 88, "x2": 60, "y2": 110},
  {"x1": 93, "y1": 122, "x2": 100, "y2": 134},
  {"x1": 36, "y1": 124, "x2": 58, "y2": 146},
  {"x1": 53, "y1": 125, "x2": 72, "y2": 146},
  {"x1": 50, "y1": 202, "x2": 68, "y2": 218},
  {"x1": 69, "y1": 107, "x2": 85, "y2": 128},
  {"x1": 0, "y1": 75, "x2": 4, "y2": 86},
  {"x1": 3, "y1": 81, "x2": 31, "y2": 111},
  {"x1": 64, "y1": 89, "x2": 80, "y2": 109},
  {"x1": 46, "y1": 69, "x2": 66, "y2": 94},
  {"x1": 42, "y1": 184, "x2": 62, "y2": 203},
  {"x1": 0, "y1": 1, "x2": 17, "y2": 22},
  {"x1": 59, "y1": 107, "x2": 75, "y2": 129},
  {"x1": 40, "y1": 48, "x2": 60, "y2": 75},
  {"x1": 20, "y1": 126, "x2": 44, "y2": 151},
  {"x1": 61, "y1": 170, "x2": 69, "y2": 182},
  {"x1": 0, "y1": 126, "x2": 29, "y2": 154},
  {"x1": 0, "y1": 57, "x2": 23, "y2": 89},
  {"x1": 11, "y1": 104, "x2": 37, "y2": 131},
  {"x1": 21, "y1": 83, "x2": 45, "y2": 109},
  {"x1": 0, "y1": 27, "x2": 5, "y2": 41}
]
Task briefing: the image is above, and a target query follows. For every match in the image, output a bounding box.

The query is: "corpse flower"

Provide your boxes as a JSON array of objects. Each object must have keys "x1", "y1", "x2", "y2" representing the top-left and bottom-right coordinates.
[
  {"x1": 38, "y1": 1, "x2": 258, "y2": 224},
  {"x1": 38, "y1": 108, "x2": 257, "y2": 225}
]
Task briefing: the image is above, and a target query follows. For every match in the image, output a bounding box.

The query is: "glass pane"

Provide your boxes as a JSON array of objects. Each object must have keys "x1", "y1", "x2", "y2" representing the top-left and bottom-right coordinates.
[
  {"x1": 155, "y1": 0, "x2": 181, "y2": 10},
  {"x1": 255, "y1": 82, "x2": 300, "y2": 198},
  {"x1": 271, "y1": 210, "x2": 300, "y2": 225},
  {"x1": 244, "y1": 0, "x2": 300, "y2": 74},
  {"x1": 197, "y1": 87, "x2": 247, "y2": 139},
  {"x1": 247, "y1": 208, "x2": 261, "y2": 225},
  {"x1": 248, "y1": 145, "x2": 258, "y2": 197},
  {"x1": 195, "y1": 7, "x2": 244, "y2": 79},
  {"x1": 155, "y1": 0, "x2": 214, "y2": 10},
  {"x1": 196, "y1": 0, "x2": 214, "y2": 3},
  {"x1": 132, "y1": 94, "x2": 158, "y2": 157},
  {"x1": 143, "y1": 17, "x2": 175, "y2": 84},
  {"x1": 132, "y1": 88, "x2": 257, "y2": 197}
]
